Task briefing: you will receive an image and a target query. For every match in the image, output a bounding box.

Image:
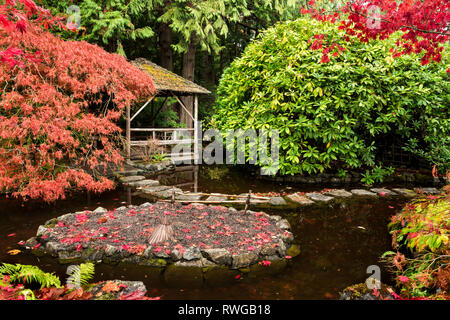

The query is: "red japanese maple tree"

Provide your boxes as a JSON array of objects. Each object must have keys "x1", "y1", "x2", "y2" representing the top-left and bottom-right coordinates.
[
  {"x1": 301, "y1": 0, "x2": 449, "y2": 65},
  {"x1": 0, "y1": 1, "x2": 156, "y2": 201}
]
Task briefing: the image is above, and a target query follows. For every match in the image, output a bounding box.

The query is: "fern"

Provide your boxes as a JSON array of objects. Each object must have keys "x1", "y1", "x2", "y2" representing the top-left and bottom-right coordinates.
[
  {"x1": 66, "y1": 262, "x2": 95, "y2": 288},
  {"x1": 0, "y1": 263, "x2": 62, "y2": 289}
]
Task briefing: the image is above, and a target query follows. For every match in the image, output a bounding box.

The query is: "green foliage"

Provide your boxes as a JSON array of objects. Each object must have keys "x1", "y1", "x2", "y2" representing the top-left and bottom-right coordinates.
[
  {"x1": 66, "y1": 262, "x2": 95, "y2": 287},
  {"x1": 384, "y1": 193, "x2": 450, "y2": 299},
  {"x1": 154, "y1": 107, "x2": 180, "y2": 129},
  {"x1": 0, "y1": 263, "x2": 62, "y2": 289},
  {"x1": 361, "y1": 165, "x2": 395, "y2": 186},
  {"x1": 160, "y1": 0, "x2": 300, "y2": 54},
  {"x1": 41, "y1": 0, "x2": 160, "y2": 56},
  {"x1": 42, "y1": 0, "x2": 301, "y2": 56},
  {"x1": 151, "y1": 152, "x2": 167, "y2": 163},
  {"x1": 211, "y1": 18, "x2": 450, "y2": 177},
  {"x1": 203, "y1": 166, "x2": 230, "y2": 180},
  {"x1": 389, "y1": 196, "x2": 449, "y2": 254}
]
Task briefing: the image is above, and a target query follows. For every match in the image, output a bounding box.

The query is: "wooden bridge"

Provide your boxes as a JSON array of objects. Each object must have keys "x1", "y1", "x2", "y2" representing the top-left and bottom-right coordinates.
[{"x1": 125, "y1": 59, "x2": 210, "y2": 164}]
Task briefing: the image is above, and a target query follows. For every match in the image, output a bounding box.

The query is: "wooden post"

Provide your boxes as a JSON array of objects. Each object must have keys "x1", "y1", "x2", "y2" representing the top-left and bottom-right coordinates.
[
  {"x1": 193, "y1": 94, "x2": 199, "y2": 165},
  {"x1": 194, "y1": 165, "x2": 199, "y2": 193},
  {"x1": 126, "y1": 104, "x2": 131, "y2": 160}
]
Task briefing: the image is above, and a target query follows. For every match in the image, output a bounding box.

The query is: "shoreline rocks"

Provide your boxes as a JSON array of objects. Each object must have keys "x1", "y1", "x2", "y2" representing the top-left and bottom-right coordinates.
[{"x1": 135, "y1": 184, "x2": 444, "y2": 211}]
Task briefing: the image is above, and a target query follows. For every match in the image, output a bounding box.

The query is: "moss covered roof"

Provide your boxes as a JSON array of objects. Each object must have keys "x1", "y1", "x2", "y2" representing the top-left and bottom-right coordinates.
[{"x1": 133, "y1": 58, "x2": 210, "y2": 96}]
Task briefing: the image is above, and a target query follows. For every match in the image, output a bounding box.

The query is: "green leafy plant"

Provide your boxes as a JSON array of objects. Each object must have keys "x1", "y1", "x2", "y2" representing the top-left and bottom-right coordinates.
[
  {"x1": 361, "y1": 165, "x2": 395, "y2": 186},
  {"x1": 151, "y1": 152, "x2": 167, "y2": 163},
  {"x1": 383, "y1": 191, "x2": 450, "y2": 299},
  {"x1": 66, "y1": 262, "x2": 95, "y2": 288},
  {"x1": 204, "y1": 166, "x2": 230, "y2": 180},
  {"x1": 0, "y1": 263, "x2": 62, "y2": 289},
  {"x1": 0, "y1": 262, "x2": 97, "y2": 300},
  {"x1": 210, "y1": 17, "x2": 449, "y2": 178},
  {"x1": 337, "y1": 169, "x2": 348, "y2": 180}
]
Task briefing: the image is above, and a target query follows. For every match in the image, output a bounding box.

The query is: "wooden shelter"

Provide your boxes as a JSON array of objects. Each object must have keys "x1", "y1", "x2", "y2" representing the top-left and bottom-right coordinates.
[{"x1": 126, "y1": 58, "x2": 210, "y2": 163}]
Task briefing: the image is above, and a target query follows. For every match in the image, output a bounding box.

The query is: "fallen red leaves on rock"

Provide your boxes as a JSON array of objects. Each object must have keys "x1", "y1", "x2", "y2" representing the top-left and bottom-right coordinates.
[{"x1": 33, "y1": 202, "x2": 290, "y2": 258}]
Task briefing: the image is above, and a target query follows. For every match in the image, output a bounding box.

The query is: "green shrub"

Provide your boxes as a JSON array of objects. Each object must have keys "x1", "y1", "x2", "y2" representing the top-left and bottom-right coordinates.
[
  {"x1": 210, "y1": 18, "x2": 449, "y2": 176},
  {"x1": 383, "y1": 193, "x2": 450, "y2": 299}
]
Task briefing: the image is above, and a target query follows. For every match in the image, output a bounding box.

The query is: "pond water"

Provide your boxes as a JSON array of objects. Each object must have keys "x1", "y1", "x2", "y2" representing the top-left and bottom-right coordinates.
[{"x1": 0, "y1": 165, "x2": 410, "y2": 300}]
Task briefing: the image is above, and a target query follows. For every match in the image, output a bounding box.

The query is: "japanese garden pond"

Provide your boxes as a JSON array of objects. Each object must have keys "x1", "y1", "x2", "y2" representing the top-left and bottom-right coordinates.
[{"x1": 0, "y1": 165, "x2": 416, "y2": 299}]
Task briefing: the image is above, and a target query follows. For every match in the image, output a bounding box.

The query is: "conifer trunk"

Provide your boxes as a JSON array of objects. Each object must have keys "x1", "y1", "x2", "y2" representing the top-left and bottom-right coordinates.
[
  {"x1": 159, "y1": 22, "x2": 173, "y2": 71},
  {"x1": 181, "y1": 40, "x2": 196, "y2": 128}
]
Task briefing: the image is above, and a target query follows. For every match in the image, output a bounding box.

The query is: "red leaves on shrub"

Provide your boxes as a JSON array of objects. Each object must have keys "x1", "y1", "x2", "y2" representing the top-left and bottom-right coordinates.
[
  {"x1": 301, "y1": 0, "x2": 449, "y2": 65},
  {"x1": 0, "y1": 9, "x2": 156, "y2": 201}
]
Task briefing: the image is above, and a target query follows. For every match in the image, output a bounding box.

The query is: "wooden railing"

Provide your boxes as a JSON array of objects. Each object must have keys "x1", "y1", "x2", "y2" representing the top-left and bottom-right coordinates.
[{"x1": 129, "y1": 127, "x2": 199, "y2": 163}]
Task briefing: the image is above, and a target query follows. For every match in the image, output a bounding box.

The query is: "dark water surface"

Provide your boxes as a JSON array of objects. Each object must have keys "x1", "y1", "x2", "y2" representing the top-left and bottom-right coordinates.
[{"x1": 0, "y1": 165, "x2": 409, "y2": 299}]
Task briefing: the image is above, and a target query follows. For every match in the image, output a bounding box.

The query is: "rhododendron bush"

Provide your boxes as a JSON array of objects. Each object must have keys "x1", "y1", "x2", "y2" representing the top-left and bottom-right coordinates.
[
  {"x1": 0, "y1": 5, "x2": 155, "y2": 201},
  {"x1": 211, "y1": 18, "x2": 449, "y2": 177}
]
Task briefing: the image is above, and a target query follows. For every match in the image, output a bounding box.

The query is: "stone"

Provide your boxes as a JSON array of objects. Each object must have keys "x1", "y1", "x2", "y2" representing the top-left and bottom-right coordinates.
[
  {"x1": 152, "y1": 188, "x2": 183, "y2": 199},
  {"x1": 276, "y1": 241, "x2": 287, "y2": 257},
  {"x1": 139, "y1": 202, "x2": 152, "y2": 208},
  {"x1": 105, "y1": 245, "x2": 119, "y2": 257},
  {"x1": 276, "y1": 219, "x2": 291, "y2": 230},
  {"x1": 143, "y1": 164, "x2": 158, "y2": 171},
  {"x1": 89, "y1": 280, "x2": 148, "y2": 300},
  {"x1": 201, "y1": 248, "x2": 232, "y2": 266},
  {"x1": 176, "y1": 193, "x2": 203, "y2": 201},
  {"x1": 200, "y1": 257, "x2": 217, "y2": 268},
  {"x1": 120, "y1": 175, "x2": 146, "y2": 183},
  {"x1": 269, "y1": 215, "x2": 282, "y2": 222},
  {"x1": 231, "y1": 253, "x2": 259, "y2": 269},
  {"x1": 58, "y1": 251, "x2": 82, "y2": 264},
  {"x1": 24, "y1": 237, "x2": 39, "y2": 248},
  {"x1": 350, "y1": 189, "x2": 378, "y2": 197},
  {"x1": 324, "y1": 189, "x2": 353, "y2": 198},
  {"x1": 142, "y1": 247, "x2": 153, "y2": 259},
  {"x1": 44, "y1": 218, "x2": 58, "y2": 227},
  {"x1": 392, "y1": 188, "x2": 416, "y2": 197},
  {"x1": 330, "y1": 177, "x2": 341, "y2": 184},
  {"x1": 45, "y1": 242, "x2": 62, "y2": 255},
  {"x1": 206, "y1": 194, "x2": 228, "y2": 202},
  {"x1": 154, "y1": 249, "x2": 170, "y2": 259},
  {"x1": 126, "y1": 179, "x2": 160, "y2": 188},
  {"x1": 305, "y1": 193, "x2": 334, "y2": 203},
  {"x1": 268, "y1": 197, "x2": 287, "y2": 206},
  {"x1": 421, "y1": 187, "x2": 440, "y2": 195},
  {"x1": 286, "y1": 244, "x2": 301, "y2": 258},
  {"x1": 171, "y1": 249, "x2": 183, "y2": 261},
  {"x1": 260, "y1": 245, "x2": 277, "y2": 257},
  {"x1": 183, "y1": 247, "x2": 201, "y2": 261},
  {"x1": 82, "y1": 248, "x2": 103, "y2": 261},
  {"x1": 36, "y1": 225, "x2": 48, "y2": 237},
  {"x1": 141, "y1": 185, "x2": 171, "y2": 194},
  {"x1": 190, "y1": 203, "x2": 205, "y2": 208},
  {"x1": 281, "y1": 231, "x2": 294, "y2": 244},
  {"x1": 339, "y1": 283, "x2": 396, "y2": 300},
  {"x1": 58, "y1": 213, "x2": 74, "y2": 221},
  {"x1": 286, "y1": 193, "x2": 315, "y2": 205},
  {"x1": 116, "y1": 169, "x2": 141, "y2": 176},
  {"x1": 370, "y1": 188, "x2": 397, "y2": 196},
  {"x1": 138, "y1": 258, "x2": 166, "y2": 267},
  {"x1": 93, "y1": 207, "x2": 107, "y2": 213}
]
